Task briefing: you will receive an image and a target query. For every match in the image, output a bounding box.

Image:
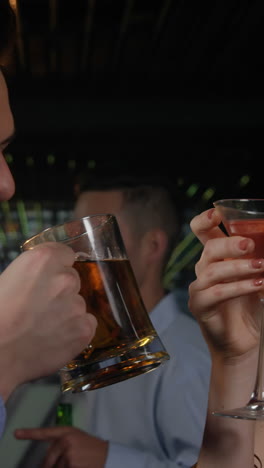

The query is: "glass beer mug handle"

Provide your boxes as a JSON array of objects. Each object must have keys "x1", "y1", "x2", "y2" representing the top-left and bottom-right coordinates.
[{"x1": 74, "y1": 252, "x2": 90, "y2": 261}]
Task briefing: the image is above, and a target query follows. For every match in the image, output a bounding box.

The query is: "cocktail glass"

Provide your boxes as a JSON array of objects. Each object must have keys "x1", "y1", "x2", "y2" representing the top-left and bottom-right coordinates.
[{"x1": 213, "y1": 198, "x2": 264, "y2": 420}]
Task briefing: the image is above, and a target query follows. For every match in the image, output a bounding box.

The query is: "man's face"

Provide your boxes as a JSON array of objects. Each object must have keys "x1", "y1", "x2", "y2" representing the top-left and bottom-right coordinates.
[
  {"x1": 74, "y1": 190, "x2": 145, "y2": 286},
  {"x1": 0, "y1": 70, "x2": 15, "y2": 201}
]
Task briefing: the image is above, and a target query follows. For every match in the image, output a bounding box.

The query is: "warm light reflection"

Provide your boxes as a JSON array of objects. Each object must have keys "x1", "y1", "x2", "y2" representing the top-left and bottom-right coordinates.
[{"x1": 9, "y1": 0, "x2": 17, "y2": 11}]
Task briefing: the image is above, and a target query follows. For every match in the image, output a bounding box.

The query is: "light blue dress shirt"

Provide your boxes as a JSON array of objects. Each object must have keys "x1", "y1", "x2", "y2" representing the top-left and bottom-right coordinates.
[
  {"x1": 74, "y1": 291, "x2": 211, "y2": 468},
  {"x1": 0, "y1": 396, "x2": 6, "y2": 439}
]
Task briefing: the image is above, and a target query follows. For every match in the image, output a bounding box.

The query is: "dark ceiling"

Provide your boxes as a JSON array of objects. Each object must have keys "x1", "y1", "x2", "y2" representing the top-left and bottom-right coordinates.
[
  {"x1": 4, "y1": 0, "x2": 264, "y2": 201},
  {"x1": 7, "y1": 0, "x2": 262, "y2": 98}
]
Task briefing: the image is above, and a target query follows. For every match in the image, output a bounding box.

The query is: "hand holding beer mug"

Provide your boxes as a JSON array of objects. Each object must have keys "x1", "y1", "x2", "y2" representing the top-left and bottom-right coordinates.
[{"x1": 22, "y1": 214, "x2": 169, "y2": 393}]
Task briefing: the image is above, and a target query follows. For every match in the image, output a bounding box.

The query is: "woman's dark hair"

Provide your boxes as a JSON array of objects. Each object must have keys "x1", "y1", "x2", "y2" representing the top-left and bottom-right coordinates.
[{"x1": 0, "y1": 0, "x2": 16, "y2": 65}]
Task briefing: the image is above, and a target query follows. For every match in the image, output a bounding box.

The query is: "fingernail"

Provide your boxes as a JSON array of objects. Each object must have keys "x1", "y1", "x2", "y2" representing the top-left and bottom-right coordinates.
[
  {"x1": 254, "y1": 278, "x2": 263, "y2": 286},
  {"x1": 252, "y1": 259, "x2": 263, "y2": 269},
  {"x1": 207, "y1": 208, "x2": 214, "y2": 219},
  {"x1": 239, "y1": 239, "x2": 249, "y2": 251}
]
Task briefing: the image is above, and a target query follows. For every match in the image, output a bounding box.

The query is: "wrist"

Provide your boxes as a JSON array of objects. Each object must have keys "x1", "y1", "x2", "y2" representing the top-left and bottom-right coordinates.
[
  {"x1": 210, "y1": 349, "x2": 258, "y2": 409},
  {"x1": 197, "y1": 352, "x2": 257, "y2": 468},
  {"x1": 0, "y1": 348, "x2": 24, "y2": 402}
]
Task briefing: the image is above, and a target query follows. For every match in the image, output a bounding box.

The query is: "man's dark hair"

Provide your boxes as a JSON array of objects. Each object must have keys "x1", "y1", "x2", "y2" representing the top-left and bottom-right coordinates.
[
  {"x1": 0, "y1": 0, "x2": 16, "y2": 65},
  {"x1": 75, "y1": 172, "x2": 185, "y2": 274}
]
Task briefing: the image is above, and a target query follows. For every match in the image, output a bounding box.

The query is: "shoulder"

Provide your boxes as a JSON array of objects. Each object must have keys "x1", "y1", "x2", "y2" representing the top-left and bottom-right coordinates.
[
  {"x1": 155, "y1": 291, "x2": 208, "y2": 348},
  {"x1": 154, "y1": 292, "x2": 211, "y2": 373}
]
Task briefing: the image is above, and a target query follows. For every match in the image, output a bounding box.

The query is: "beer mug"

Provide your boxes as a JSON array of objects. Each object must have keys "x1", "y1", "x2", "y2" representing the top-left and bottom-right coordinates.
[{"x1": 21, "y1": 214, "x2": 169, "y2": 393}]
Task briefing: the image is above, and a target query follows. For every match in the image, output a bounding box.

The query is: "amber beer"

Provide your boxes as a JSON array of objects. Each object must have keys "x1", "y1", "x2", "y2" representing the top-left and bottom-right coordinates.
[
  {"x1": 69, "y1": 258, "x2": 158, "y2": 366},
  {"x1": 22, "y1": 214, "x2": 169, "y2": 393}
]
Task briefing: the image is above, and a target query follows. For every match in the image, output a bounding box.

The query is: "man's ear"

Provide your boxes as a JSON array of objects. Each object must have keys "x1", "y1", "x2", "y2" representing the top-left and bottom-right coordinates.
[{"x1": 143, "y1": 229, "x2": 168, "y2": 263}]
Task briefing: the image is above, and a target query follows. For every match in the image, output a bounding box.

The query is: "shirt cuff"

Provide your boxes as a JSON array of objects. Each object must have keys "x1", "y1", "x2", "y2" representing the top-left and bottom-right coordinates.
[{"x1": 0, "y1": 395, "x2": 6, "y2": 439}]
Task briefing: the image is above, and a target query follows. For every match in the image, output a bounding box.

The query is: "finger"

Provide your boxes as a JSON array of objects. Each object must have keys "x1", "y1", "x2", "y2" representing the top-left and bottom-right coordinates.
[
  {"x1": 15, "y1": 426, "x2": 73, "y2": 441},
  {"x1": 190, "y1": 208, "x2": 226, "y2": 245},
  {"x1": 23, "y1": 242, "x2": 76, "y2": 267},
  {"x1": 189, "y1": 276, "x2": 264, "y2": 317},
  {"x1": 41, "y1": 439, "x2": 64, "y2": 468},
  {"x1": 57, "y1": 266, "x2": 81, "y2": 295},
  {"x1": 196, "y1": 236, "x2": 256, "y2": 275},
  {"x1": 196, "y1": 257, "x2": 264, "y2": 290},
  {"x1": 68, "y1": 307, "x2": 97, "y2": 343}
]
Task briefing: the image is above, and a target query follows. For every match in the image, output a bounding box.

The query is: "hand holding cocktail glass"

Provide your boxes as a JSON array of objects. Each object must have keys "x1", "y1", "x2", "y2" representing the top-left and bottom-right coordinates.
[
  {"x1": 213, "y1": 199, "x2": 264, "y2": 420},
  {"x1": 22, "y1": 214, "x2": 169, "y2": 393}
]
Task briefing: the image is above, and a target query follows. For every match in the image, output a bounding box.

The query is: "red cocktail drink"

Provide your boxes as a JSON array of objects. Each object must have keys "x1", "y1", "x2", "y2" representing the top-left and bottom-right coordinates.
[{"x1": 226, "y1": 219, "x2": 264, "y2": 258}]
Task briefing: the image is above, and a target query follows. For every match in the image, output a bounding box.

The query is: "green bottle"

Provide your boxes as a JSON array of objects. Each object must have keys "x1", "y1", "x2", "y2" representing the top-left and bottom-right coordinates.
[{"x1": 55, "y1": 393, "x2": 73, "y2": 426}]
